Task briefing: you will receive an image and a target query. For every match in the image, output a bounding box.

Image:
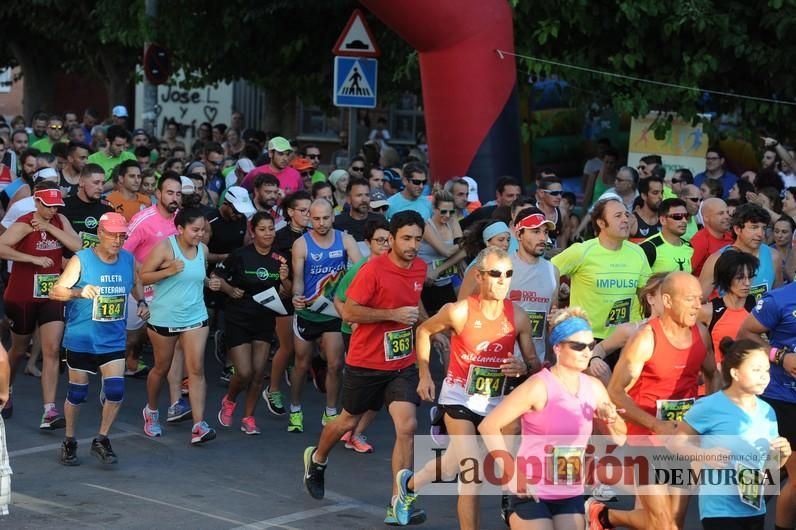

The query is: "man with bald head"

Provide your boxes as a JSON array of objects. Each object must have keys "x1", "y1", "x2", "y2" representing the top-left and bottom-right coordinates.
[
  {"x1": 689, "y1": 197, "x2": 733, "y2": 276},
  {"x1": 289, "y1": 199, "x2": 362, "y2": 433},
  {"x1": 676, "y1": 184, "x2": 701, "y2": 241},
  {"x1": 597, "y1": 272, "x2": 720, "y2": 530}
]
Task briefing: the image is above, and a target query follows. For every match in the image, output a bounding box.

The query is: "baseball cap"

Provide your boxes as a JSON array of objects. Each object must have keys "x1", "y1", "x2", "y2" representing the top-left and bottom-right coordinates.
[
  {"x1": 461, "y1": 176, "x2": 479, "y2": 202},
  {"x1": 180, "y1": 176, "x2": 195, "y2": 194},
  {"x1": 290, "y1": 157, "x2": 314, "y2": 172},
  {"x1": 112, "y1": 105, "x2": 128, "y2": 118},
  {"x1": 132, "y1": 128, "x2": 148, "y2": 137},
  {"x1": 267, "y1": 136, "x2": 291, "y2": 153},
  {"x1": 33, "y1": 167, "x2": 59, "y2": 182},
  {"x1": 224, "y1": 186, "x2": 256, "y2": 218},
  {"x1": 370, "y1": 188, "x2": 389, "y2": 209},
  {"x1": 515, "y1": 211, "x2": 556, "y2": 234},
  {"x1": 33, "y1": 188, "x2": 65, "y2": 207},
  {"x1": 236, "y1": 158, "x2": 255, "y2": 174},
  {"x1": 98, "y1": 212, "x2": 128, "y2": 233},
  {"x1": 383, "y1": 168, "x2": 404, "y2": 192}
]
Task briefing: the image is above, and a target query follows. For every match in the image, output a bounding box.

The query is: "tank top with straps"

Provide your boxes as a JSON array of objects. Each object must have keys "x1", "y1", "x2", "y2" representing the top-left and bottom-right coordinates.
[
  {"x1": 5, "y1": 212, "x2": 64, "y2": 303},
  {"x1": 148, "y1": 236, "x2": 208, "y2": 328},
  {"x1": 719, "y1": 245, "x2": 774, "y2": 300}
]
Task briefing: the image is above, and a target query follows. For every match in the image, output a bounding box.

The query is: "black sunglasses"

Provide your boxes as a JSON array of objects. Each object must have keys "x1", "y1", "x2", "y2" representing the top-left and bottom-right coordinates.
[
  {"x1": 561, "y1": 340, "x2": 596, "y2": 351},
  {"x1": 373, "y1": 205, "x2": 389, "y2": 212},
  {"x1": 439, "y1": 209, "x2": 455, "y2": 215},
  {"x1": 667, "y1": 213, "x2": 690, "y2": 221},
  {"x1": 540, "y1": 189, "x2": 563, "y2": 196},
  {"x1": 409, "y1": 178, "x2": 427, "y2": 186},
  {"x1": 481, "y1": 269, "x2": 513, "y2": 279},
  {"x1": 685, "y1": 197, "x2": 702, "y2": 203},
  {"x1": 350, "y1": 166, "x2": 365, "y2": 172}
]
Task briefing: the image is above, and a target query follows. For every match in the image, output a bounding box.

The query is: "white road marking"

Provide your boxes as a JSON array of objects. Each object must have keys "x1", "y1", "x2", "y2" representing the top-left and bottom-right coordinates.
[{"x1": 9, "y1": 432, "x2": 137, "y2": 458}]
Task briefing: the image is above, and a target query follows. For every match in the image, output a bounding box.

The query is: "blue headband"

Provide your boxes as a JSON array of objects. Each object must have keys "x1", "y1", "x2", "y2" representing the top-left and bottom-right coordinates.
[
  {"x1": 549, "y1": 317, "x2": 592, "y2": 346},
  {"x1": 482, "y1": 222, "x2": 510, "y2": 243}
]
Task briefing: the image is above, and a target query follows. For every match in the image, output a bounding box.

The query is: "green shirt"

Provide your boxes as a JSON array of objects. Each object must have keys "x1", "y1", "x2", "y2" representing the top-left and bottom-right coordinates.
[
  {"x1": 311, "y1": 170, "x2": 327, "y2": 184},
  {"x1": 551, "y1": 238, "x2": 651, "y2": 339},
  {"x1": 31, "y1": 137, "x2": 57, "y2": 153},
  {"x1": 639, "y1": 232, "x2": 694, "y2": 274},
  {"x1": 87, "y1": 150, "x2": 136, "y2": 181},
  {"x1": 336, "y1": 257, "x2": 368, "y2": 334},
  {"x1": 683, "y1": 216, "x2": 698, "y2": 241}
]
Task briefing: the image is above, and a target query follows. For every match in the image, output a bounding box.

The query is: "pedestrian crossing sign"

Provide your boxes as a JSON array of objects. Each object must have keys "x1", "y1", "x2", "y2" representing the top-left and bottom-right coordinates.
[{"x1": 333, "y1": 56, "x2": 377, "y2": 108}]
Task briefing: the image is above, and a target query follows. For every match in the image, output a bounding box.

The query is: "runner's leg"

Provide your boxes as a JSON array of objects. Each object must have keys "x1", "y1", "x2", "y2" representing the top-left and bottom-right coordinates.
[
  {"x1": 314, "y1": 409, "x2": 361, "y2": 462},
  {"x1": 97, "y1": 359, "x2": 125, "y2": 436},
  {"x1": 181, "y1": 326, "x2": 209, "y2": 425},
  {"x1": 776, "y1": 452, "x2": 795, "y2": 528},
  {"x1": 167, "y1": 343, "x2": 184, "y2": 405},
  {"x1": 290, "y1": 331, "x2": 313, "y2": 410},
  {"x1": 64, "y1": 368, "x2": 89, "y2": 438},
  {"x1": 7, "y1": 331, "x2": 32, "y2": 385},
  {"x1": 226, "y1": 343, "x2": 253, "y2": 403},
  {"x1": 269, "y1": 315, "x2": 293, "y2": 393},
  {"x1": 388, "y1": 400, "x2": 417, "y2": 497},
  {"x1": 39, "y1": 320, "x2": 64, "y2": 405},
  {"x1": 146, "y1": 329, "x2": 178, "y2": 410},
  {"x1": 243, "y1": 341, "x2": 269, "y2": 417},
  {"x1": 322, "y1": 332, "x2": 344, "y2": 410}
]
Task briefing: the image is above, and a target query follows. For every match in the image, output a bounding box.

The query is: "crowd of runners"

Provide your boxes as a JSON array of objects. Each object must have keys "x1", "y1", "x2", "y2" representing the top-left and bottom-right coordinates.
[{"x1": 0, "y1": 109, "x2": 793, "y2": 529}]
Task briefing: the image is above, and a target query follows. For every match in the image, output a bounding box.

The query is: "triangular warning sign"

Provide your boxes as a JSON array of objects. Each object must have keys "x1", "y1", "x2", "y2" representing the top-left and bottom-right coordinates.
[
  {"x1": 338, "y1": 60, "x2": 373, "y2": 97},
  {"x1": 332, "y1": 9, "x2": 381, "y2": 58}
]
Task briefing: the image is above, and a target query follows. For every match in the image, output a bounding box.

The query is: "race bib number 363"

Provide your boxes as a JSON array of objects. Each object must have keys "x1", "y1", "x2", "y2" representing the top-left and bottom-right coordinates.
[
  {"x1": 384, "y1": 327, "x2": 412, "y2": 362},
  {"x1": 33, "y1": 273, "x2": 59, "y2": 299}
]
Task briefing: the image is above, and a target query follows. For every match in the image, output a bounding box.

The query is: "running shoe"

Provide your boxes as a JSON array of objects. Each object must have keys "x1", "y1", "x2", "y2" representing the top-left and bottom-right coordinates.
[
  {"x1": 213, "y1": 329, "x2": 226, "y2": 365},
  {"x1": 124, "y1": 360, "x2": 150, "y2": 377},
  {"x1": 181, "y1": 377, "x2": 189, "y2": 396},
  {"x1": 310, "y1": 356, "x2": 327, "y2": 393},
  {"x1": 303, "y1": 446, "x2": 326, "y2": 499},
  {"x1": 384, "y1": 505, "x2": 427, "y2": 526},
  {"x1": 240, "y1": 416, "x2": 261, "y2": 435},
  {"x1": 287, "y1": 410, "x2": 304, "y2": 433},
  {"x1": 345, "y1": 433, "x2": 374, "y2": 454},
  {"x1": 394, "y1": 469, "x2": 418, "y2": 526},
  {"x1": 90, "y1": 437, "x2": 118, "y2": 464},
  {"x1": 1, "y1": 395, "x2": 11, "y2": 420},
  {"x1": 142, "y1": 407, "x2": 162, "y2": 437},
  {"x1": 590, "y1": 484, "x2": 619, "y2": 502},
  {"x1": 219, "y1": 365, "x2": 235, "y2": 386},
  {"x1": 60, "y1": 439, "x2": 79, "y2": 466},
  {"x1": 262, "y1": 385, "x2": 286, "y2": 416},
  {"x1": 217, "y1": 395, "x2": 236, "y2": 427},
  {"x1": 321, "y1": 410, "x2": 339, "y2": 426},
  {"x1": 167, "y1": 398, "x2": 192, "y2": 423},
  {"x1": 191, "y1": 421, "x2": 216, "y2": 445},
  {"x1": 40, "y1": 408, "x2": 66, "y2": 430},
  {"x1": 584, "y1": 498, "x2": 607, "y2": 530}
]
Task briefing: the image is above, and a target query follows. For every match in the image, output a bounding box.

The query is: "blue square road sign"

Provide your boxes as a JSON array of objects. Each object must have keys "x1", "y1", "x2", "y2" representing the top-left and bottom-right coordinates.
[{"x1": 333, "y1": 56, "x2": 378, "y2": 108}]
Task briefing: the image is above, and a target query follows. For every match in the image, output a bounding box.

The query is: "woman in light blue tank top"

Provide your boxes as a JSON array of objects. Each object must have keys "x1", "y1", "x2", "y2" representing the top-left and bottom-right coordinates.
[{"x1": 140, "y1": 208, "x2": 216, "y2": 444}]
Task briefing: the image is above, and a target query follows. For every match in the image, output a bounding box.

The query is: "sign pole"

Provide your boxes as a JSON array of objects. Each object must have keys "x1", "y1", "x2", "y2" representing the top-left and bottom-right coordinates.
[{"x1": 142, "y1": 0, "x2": 158, "y2": 136}]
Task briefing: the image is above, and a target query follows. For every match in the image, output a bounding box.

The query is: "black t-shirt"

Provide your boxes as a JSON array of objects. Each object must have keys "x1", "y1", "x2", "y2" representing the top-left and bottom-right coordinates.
[
  {"x1": 333, "y1": 211, "x2": 384, "y2": 242},
  {"x1": 215, "y1": 244, "x2": 289, "y2": 319},
  {"x1": 274, "y1": 225, "x2": 306, "y2": 262},
  {"x1": 207, "y1": 209, "x2": 247, "y2": 255},
  {"x1": 58, "y1": 172, "x2": 80, "y2": 198},
  {"x1": 61, "y1": 195, "x2": 114, "y2": 251}
]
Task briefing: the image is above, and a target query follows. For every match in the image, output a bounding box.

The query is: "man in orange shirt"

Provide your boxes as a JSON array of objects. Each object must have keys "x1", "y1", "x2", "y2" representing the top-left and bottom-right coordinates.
[{"x1": 106, "y1": 161, "x2": 151, "y2": 222}]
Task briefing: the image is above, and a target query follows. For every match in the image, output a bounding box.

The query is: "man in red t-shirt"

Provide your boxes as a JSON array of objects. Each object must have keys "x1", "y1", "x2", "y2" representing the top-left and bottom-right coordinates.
[
  {"x1": 301, "y1": 212, "x2": 427, "y2": 512},
  {"x1": 690, "y1": 198, "x2": 732, "y2": 276}
]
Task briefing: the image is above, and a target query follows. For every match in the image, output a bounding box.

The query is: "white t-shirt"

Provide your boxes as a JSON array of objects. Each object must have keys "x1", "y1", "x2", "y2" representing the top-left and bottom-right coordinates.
[{"x1": 1, "y1": 197, "x2": 35, "y2": 228}]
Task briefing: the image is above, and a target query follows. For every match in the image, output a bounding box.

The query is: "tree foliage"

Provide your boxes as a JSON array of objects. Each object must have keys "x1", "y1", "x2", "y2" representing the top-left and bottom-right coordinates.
[{"x1": 511, "y1": 0, "x2": 796, "y2": 139}]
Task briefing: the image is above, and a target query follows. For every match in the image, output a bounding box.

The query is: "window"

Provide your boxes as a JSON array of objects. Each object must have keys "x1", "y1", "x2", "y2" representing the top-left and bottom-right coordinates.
[
  {"x1": 297, "y1": 103, "x2": 343, "y2": 139},
  {"x1": 389, "y1": 93, "x2": 424, "y2": 144}
]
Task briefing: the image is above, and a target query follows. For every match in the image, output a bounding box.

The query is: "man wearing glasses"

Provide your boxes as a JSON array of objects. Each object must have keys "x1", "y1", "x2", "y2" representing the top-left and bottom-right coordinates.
[
  {"x1": 694, "y1": 147, "x2": 738, "y2": 199},
  {"x1": 639, "y1": 198, "x2": 694, "y2": 273},
  {"x1": 303, "y1": 145, "x2": 326, "y2": 184},
  {"x1": 31, "y1": 116, "x2": 65, "y2": 154},
  {"x1": 385, "y1": 162, "x2": 433, "y2": 221},
  {"x1": 241, "y1": 136, "x2": 303, "y2": 196},
  {"x1": 333, "y1": 177, "x2": 384, "y2": 257},
  {"x1": 201, "y1": 142, "x2": 226, "y2": 206},
  {"x1": 534, "y1": 176, "x2": 564, "y2": 247},
  {"x1": 676, "y1": 184, "x2": 702, "y2": 241}
]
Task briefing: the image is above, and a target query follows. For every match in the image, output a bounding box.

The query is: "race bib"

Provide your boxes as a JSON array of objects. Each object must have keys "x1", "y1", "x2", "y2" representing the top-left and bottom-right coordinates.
[
  {"x1": 431, "y1": 258, "x2": 456, "y2": 281},
  {"x1": 527, "y1": 311, "x2": 546, "y2": 339},
  {"x1": 33, "y1": 273, "x2": 59, "y2": 299},
  {"x1": 548, "y1": 446, "x2": 586, "y2": 485},
  {"x1": 736, "y1": 462, "x2": 763, "y2": 510},
  {"x1": 92, "y1": 294, "x2": 126, "y2": 322},
  {"x1": 384, "y1": 327, "x2": 413, "y2": 362},
  {"x1": 656, "y1": 398, "x2": 695, "y2": 422},
  {"x1": 750, "y1": 284, "x2": 768, "y2": 301},
  {"x1": 465, "y1": 365, "x2": 505, "y2": 398},
  {"x1": 79, "y1": 231, "x2": 100, "y2": 249},
  {"x1": 605, "y1": 298, "x2": 631, "y2": 327}
]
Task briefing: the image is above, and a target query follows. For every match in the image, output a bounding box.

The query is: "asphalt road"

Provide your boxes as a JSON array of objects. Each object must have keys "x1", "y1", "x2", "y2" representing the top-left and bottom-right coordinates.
[{"x1": 1, "y1": 353, "x2": 782, "y2": 529}]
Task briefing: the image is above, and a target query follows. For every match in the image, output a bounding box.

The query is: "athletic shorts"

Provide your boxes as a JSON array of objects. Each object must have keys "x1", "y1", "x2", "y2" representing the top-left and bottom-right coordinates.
[
  {"x1": 439, "y1": 403, "x2": 485, "y2": 428},
  {"x1": 65, "y1": 349, "x2": 125, "y2": 374},
  {"x1": 147, "y1": 320, "x2": 208, "y2": 337},
  {"x1": 4, "y1": 299, "x2": 63, "y2": 335},
  {"x1": 341, "y1": 364, "x2": 420, "y2": 415},
  {"x1": 224, "y1": 313, "x2": 276, "y2": 349},
  {"x1": 504, "y1": 494, "x2": 584, "y2": 521},
  {"x1": 761, "y1": 396, "x2": 796, "y2": 445},
  {"x1": 701, "y1": 515, "x2": 765, "y2": 530},
  {"x1": 294, "y1": 315, "x2": 342, "y2": 342}
]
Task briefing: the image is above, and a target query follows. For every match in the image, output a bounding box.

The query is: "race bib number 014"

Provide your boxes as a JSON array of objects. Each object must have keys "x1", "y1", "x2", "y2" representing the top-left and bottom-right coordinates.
[
  {"x1": 33, "y1": 273, "x2": 59, "y2": 299},
  {"x1": 465, "y1": 365, "x2": 505, "y2": 398},
  {"x1": 384, "y1": 327, "x2": 412, "y2": 362}
]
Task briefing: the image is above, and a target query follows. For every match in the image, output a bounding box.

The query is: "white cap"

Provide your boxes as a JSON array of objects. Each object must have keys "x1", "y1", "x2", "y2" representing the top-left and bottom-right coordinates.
[
  {"x1": 112, "y1": 105, "x2": 128, "y2": 118},
  {"x1": 180, "y1": 176, "x2": 195, "y2": 194},
  {"x1": 236, "y1": 158, "x2": 255, "y2": 173},
  {"x1": 461, "y1": 176, "x2": 479, "y2": 202},
  {"x1": 224, "y1": 186, "x2": 256, "y2": 219},
  {"x1": 33, "y1": 167, "x2": 59, "y2": 182}
]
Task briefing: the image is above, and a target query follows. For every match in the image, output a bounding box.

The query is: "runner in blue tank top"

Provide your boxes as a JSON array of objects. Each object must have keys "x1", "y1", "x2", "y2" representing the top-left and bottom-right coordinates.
[
  {"x1": 140, "y1": 208, "x2": 218, "y2": 445},
  {"x1": 51, "y1": 212, "x2": 144, "y2": 465},
  {"x1": 290, "y1": 199, "x2": 361, "y2": 433}
]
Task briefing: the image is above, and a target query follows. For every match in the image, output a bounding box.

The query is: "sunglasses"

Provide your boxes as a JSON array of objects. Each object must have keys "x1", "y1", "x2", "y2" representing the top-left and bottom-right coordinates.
[
  {"x1": 372, "y1": 205, "x2": 389, "y2": 212},
  {"x1": 540, "y1": 189, "x2": 563, "y2": 196},
  {"x1": 438, "y1": 209, "x2": 455, "y2": 215},
  {"x1": 49, "y1": 124, "x2": 63, "y2": 130},
  {"x1": 409, "y1": 178, "x2": 427, "y2": 186},
  {"x1": 300, "y1": 171, "x2": 313, "y2": 177},
  {"x1": 350, "y1": 166, "x2": 365, "y2": 172},
  {"x1": 561, "y1": 340, "x2": 596, "y2": 351},
  {"x1": 481, "y1": 269, "x2": 513, "y2": 278},
  {"x1": 306, "y1": 154, "x2": 321, "y2": 159},
  {"x1": 685, "y1": 196, "x2": 702, "y2": 203},
  {"x1": 667, "y1": 213, "x2": 690, "y2": 221}
]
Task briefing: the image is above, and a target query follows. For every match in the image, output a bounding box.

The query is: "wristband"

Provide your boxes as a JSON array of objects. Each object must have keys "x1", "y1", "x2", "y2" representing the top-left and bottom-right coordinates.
[
  {"x1": 770, "y1": 347, "x2": 779, "y2": 363},
  {"x1": 778, "y1": 350, "x2": 793, "y2": 367},
  {"x1": 137, "y1": 300, "x2": 148, "y2": 307}
]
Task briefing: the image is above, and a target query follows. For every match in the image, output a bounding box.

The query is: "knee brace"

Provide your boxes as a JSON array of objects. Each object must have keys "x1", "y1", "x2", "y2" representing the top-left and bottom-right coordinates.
[
  {"x1": 66, "y1": 382, "x2": 88, "y2": 406},
  {"x1": 102, "y1": 377, "x2": 124, "y2": 403}
]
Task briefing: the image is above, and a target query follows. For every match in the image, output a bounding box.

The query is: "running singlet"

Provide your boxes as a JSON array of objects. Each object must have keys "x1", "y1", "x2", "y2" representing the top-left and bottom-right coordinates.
[
  {"x1": 626, "y1": 317, "x2": 706, "y2": 436},
  {"x1": 719, "y1": 245, "x2": 774, "y2": 300},
  {"x1": 639, "y1": 232, "x2": 694, "y2": 274},
  {"x1": 5, "y1": 212, "x2": 64, "y2": 303},
  {"x1": 551, "y1": 239, "x2": 651, "y2": 339},
  {"x1": 297, "y1": 230, "x2": 347, "y2": 323},
  {"x1": 707, "y1": 295, "x2": 755, "y2": 365},
  {"x1": 148, "y1": 236, "x2": 208, "y2": 329},
  {"x1": 751, "y1": 284, "x2": 796, "y2": 404},
  {"x1": 508, "y1": 254, "x2": 556, "y2": 362},
  {"x1": 345, "y1": 253, "x2": 426, "y2": 371},
  {"x1": 63, "y1": 249, "x2": 134, "y2": 353},
  {"x1": 517, "y1": 369, "x2": 595, "y2": 500},
  {"x1": 417, "y1": 220, "x2": 456, "y2": 287},
  {"x1": 214, "y1": 244, "x2": 288, "y2": 320},
  {"x1": 438, "y1": 297, "x2": 516, "y2": 415},
  {"x1": 60, "y1": 195, "x2": 113, "y2": 250},
  {"x1": 630, "y1": 211, "x2": 660, "y2": 243}
]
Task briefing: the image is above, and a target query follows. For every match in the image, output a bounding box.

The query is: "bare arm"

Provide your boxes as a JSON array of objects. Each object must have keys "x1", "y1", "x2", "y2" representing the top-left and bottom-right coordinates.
[
  {"x1": 698, "y1": 323, "x2": 721, "y2": 394},
  {"x1": 737, "y1": 312, "x2": 771, "y2": 347},
  {"x1": 416, "y1": 301, "x2": 466, "y2": 401},
  {"x1": 771, "y1": 247, "x2": 784, "y2": 288},
  {"x1": 0, "y1": 222, "x2": 39, "y2": 264},
  {"x1": 52, "y1": 214, "x2": 83, "y2": 252},
  {"x1": 513, "y1": 302, "x2": 540, "y2": 372},
  {"x1": 50, "y1": 255, "x2": 84, "y2": 301},
  {"x1": 291, "y1": 237, "x2": 307, "y2": 308},
  {"x1": 422, "y1": 223, "x2": 459, "y2": 257},
  {"x1": 139, "y1": 239, "x2": 180, "y2": 285},
  {"x1": 698, "y1": 253, "x2": 719, "y2": 302},
  {"x1": 456, "y1": 266, "x2": 479, "y2": 301},
  {"x1": 343, "y1": 233, "x2": 363, "y2": 264},
  {"x1": 590, "y1": 376, "x2": 627, "y2": 444}
]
